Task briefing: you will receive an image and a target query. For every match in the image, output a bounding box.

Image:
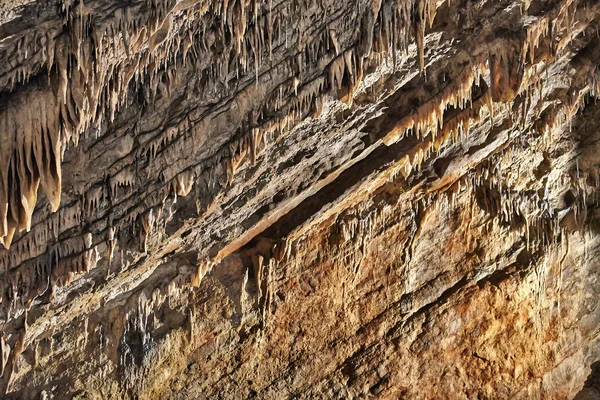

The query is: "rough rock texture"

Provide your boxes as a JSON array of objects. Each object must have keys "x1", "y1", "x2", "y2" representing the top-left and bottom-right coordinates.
[{"x1": 1, "y1": 0, "x2": 600, "y2": 398}]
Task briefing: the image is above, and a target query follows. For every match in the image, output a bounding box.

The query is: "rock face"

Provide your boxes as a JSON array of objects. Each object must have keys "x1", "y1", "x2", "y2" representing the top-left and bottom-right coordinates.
[{"x1": 0, "y1": 0, "x2": 600, "y2": 398}]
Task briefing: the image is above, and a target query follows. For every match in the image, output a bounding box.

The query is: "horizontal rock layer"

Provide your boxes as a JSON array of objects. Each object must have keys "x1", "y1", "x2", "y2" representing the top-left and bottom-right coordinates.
[{"x1": 0, "y1": 0, "x2": 600, "y2": 398}]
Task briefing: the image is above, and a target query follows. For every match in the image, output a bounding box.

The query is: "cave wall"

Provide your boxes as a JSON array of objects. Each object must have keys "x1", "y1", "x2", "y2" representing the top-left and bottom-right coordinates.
[{"x1": 0, "y1": 0, "x2": 600, "y2": 398}]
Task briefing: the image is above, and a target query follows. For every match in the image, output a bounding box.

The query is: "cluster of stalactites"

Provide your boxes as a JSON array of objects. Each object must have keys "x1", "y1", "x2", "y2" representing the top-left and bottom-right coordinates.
[
  {"x1": 0, "y1": 0, "x2": 454, "y2": 254},
  {"x1": 326, "y1": 203, "x2": 389, "y2": 270},
  {"x1": 0, "y1": 0, "x2": 283, "y2": 253},
  {"x1": 0, "y1": 0, "x2": 594, "y2": 390},
  {"x1": 0, "y1": 88, "x2": 63, "y2": 249},
  {"x1": 139, "y1": 0, "x2": 600, "y2": 295},
  {"x1": 0, "y1": 0, "x2": 589, "y2": 326},
  {"x1": 0, "y1": 0, "x2": 249, "y2": 250},
  {"x1": 380, "y1": 0, "x2": 598, "y2": 180},
  {"x1": 434, "y1": 149, "x2": 563, "y2": 252},
  {"x1": 374, "y1": 0, "x2": 440, "y2": 72},
  {"x1": 0, "y1": 231, "x2": 98, "y2": 316},
  {"x1": 382, "y1": 55, "x2": 489, "y2": 148}
]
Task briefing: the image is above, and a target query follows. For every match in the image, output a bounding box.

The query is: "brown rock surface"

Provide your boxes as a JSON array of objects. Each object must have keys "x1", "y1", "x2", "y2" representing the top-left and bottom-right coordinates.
[{"x1": 1, "y1": 0, "x2": 600, "y2": 398}]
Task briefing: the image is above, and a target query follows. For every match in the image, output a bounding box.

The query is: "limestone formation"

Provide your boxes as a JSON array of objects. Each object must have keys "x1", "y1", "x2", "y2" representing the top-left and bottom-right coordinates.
[{"x1": 0, "y1": 0, "x2": 599, "y2": 398}]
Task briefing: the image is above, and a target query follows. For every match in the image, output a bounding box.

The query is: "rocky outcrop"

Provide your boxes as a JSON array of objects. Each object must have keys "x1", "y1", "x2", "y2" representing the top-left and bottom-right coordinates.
[{"x1": 0, "y1": 0, "x2": 600, "y2": 398}]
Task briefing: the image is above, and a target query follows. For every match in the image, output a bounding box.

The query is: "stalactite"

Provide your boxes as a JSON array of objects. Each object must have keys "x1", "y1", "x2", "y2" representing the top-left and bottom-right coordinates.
[
  {"x1": 139, "y1": 209, "x2": 156, "y2": 253},
  {"x1": 84, "y1": 185, "x2": 103, "y2": 217},
  {"x1": 109, "y1": 168, "x2": 136, "y2": 199},
  {"x1": 174, "y1": 170, "x2": 195, "y2": 197},
  {"x1": 190, "y1": 259, "x2": 212, "y2": 288}
]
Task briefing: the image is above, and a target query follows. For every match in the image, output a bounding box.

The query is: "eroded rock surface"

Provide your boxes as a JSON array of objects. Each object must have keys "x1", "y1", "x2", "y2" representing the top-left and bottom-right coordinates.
[{"x1": 1, "y1": 0, "x2": 600, "y2": 398}]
